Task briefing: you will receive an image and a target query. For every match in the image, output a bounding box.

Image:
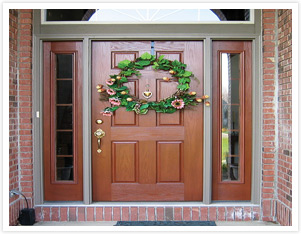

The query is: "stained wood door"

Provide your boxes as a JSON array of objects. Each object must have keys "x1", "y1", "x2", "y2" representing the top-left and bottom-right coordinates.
[
  {"x1": 212, "y1": 41, "x2": 252, "y2": 201},
  {"x1": 91, "y1": 41, "x2": 204, "y2": 201}
]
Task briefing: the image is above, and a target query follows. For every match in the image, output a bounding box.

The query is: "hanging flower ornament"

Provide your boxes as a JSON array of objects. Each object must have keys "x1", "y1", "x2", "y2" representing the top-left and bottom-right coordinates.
[{"x1": 96, "y1": 52, "x2": 208, "y2": 115}]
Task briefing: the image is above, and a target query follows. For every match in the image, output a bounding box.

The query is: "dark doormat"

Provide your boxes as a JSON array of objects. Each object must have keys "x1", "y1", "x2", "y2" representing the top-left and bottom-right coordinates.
[{"x1": 115, "y1": 221, "x2": 216, "y2": 226}]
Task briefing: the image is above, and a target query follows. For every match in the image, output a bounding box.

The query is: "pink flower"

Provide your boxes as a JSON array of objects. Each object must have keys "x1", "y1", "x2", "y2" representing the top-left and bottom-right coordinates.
[
  {"x1": 106, "y1": 79, "x2": 114, "y2": 86},
  {"x1": 107, "y1": 89, "x2": 116, "y2": 95},
  {"x1": 109, "y1": 98, "x2": 121, "y2": 106},
  {"x1": 101, "y1": 110, "x2": 113, "y2": 116},
  {"x1": 171, "y1": 99, "x2": 185, "y2": 109}
]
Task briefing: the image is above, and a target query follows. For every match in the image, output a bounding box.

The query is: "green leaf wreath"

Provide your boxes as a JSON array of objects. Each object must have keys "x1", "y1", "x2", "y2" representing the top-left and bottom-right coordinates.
[{"x1": 96, "y1": 52, "x2": 206, "y2": 116}]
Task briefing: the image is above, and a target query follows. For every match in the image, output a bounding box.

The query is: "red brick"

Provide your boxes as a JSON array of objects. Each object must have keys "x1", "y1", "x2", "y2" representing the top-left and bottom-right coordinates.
[
  {"x1": 226, "y1": 207, "x2": 234, "y2": 221},
  {"x1": 156, "y1": 207, "x2": 164, "y2": 221},
  {"x1": 147, "y1": 207, "x2": 155, "y2": 221},
  {"x1": 174, "y1": 207, "x2": 182, "y2": 221},
  {"x1": 130, "y1": 207, "x2": 138, "y2": 221},
  {"x1": 113, "y1": 207, "x2": 120, "y2": 221},
  {"x1": 262, "y1": 200, "x2": 272, "y2": 217},
  {"x1": 253, "y1": 207, "x2": 260, "y2": 220},
  {"x1": 191, "y1": 207, "x2": 200, "y2": 221},
  {"x1": 42, "y1": 207, "x2": 50, "y2": 221},
  {"x1": 234, "y1": 207, "x2": 243, "y2": 221},
  {"x1": 138, "y1": 207, "x2": 146, "y2": 221},
  {"x1": 209, "y1": 207, "x2": 217, "y2": 221},
  {"x1": 69, "y1": 207, "x2": 76, "y2": 221},
  {"x1": 95, "y1": 207, "x2": 103, "y2": 221},
  {"x1": 122, "y1": 207, "x2": 129, "y2": 221},
  {"x1": 35, "y1": 207, "x2": 42, "y2": 222},
  {"x1": 104, "y1": 207, "x2": 112, "y2": 221},
  {"x1": 60, "y1": 207, "x2": 68, "y2": 221},
  {"x1": 217, "y1": 207, "x2": 226, "y2": 221},
  {"x1": 78, "y1": 207, "x2": 85, "y2": 221},
  {"x1": 183, "y1": 207, "x2": 191, "y2": 221},
  {"x1": 200, "y1": 207, "x2": 208, "y2": 221},
  {"x1": 51, "y1": 207, "x2": 59, "y2": 221},
  {"x1": 87, "y1": 207, "x2": 94, "y2": 221}
]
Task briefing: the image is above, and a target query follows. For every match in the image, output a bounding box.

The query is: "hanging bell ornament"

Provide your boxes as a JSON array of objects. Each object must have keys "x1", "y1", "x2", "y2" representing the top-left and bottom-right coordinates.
[{"x1": 142, "y1": 84, "x2": 152, "y2": 99}]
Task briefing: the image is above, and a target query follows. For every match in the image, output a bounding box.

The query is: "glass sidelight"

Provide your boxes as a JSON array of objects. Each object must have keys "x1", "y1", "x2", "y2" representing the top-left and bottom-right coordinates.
[
  {"x1": 55, "y1": 54, "x2": 74, "y2": 181},
  {"x1": 221, "y1": 53, "x2": 241, "y2": 182}
]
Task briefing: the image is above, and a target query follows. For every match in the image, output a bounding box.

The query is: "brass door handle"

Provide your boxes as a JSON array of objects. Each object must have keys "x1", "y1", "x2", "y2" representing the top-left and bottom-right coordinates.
[{"x1": 94, "y1": 128, "x2": 105, "y2": 153}]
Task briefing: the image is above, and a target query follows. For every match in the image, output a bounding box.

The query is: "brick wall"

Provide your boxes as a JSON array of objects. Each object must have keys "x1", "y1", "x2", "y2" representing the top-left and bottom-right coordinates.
[
  {"x1": 35, "y1": 205, "x2": 261, "y2": 222},
  {"x1": 261, "y1": 9, "x2": 278, "y2": 223},
  {"x1": 276, "y1": 9, "x2": 292, "y2": 226},
  {"x1": 261, "y1": 9, "x2": 292, "y2": 225},
  {"x1": 9, "y1": 9, "x2": 20, "y2": 226},
  {"x1": 9, "y1": 9, "x2": 34, "y2": 226}
]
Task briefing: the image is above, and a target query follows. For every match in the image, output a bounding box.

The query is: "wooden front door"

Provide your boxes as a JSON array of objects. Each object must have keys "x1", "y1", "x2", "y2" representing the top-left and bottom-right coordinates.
[{"x1": 91, "y1": 41, "x2": 204, "y2": 201}]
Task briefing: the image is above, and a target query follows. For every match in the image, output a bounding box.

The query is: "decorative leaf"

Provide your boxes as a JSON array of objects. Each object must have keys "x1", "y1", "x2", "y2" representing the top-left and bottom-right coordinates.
[
  {"x1": 140, "y1": 52, "x2": 152, "y2": 60},
  {"x1": 178, "y1": 78, "x2": 191, "y2": 84},
  {"x1": 136, "y1": 60, "x2": 151, "y2": 66},
  {"x1": 177, "y1": 83, "x2": 190, "y2": 91},
  {"x1": 120, "y1": 77, "x2": 128, "y2": 82},
  {"x1": 172, "y1": 60, "x2": 181, "y2": 66},
  {"x1": 165, "y1": 108, "x2": 177, "y2": 113},
  {"x1": 183, "y1": 71, "x2": 192, "y2": 77},
  {"x1": 140, "y1": 109, "x2": 148, "y2": 114},
  {"x1": 110, "y1": 106, "x2": 120, "y2": 112},
  {"x1": 118, "y1": 60, "x2": 131, "y2": 69},
  {"x1": 140, "y1": 104, "x2": 149, "y2": 110},
  {"x1": 158, "y1": 55, "x2": 165, "y2": 61},
  {"x1": 115, "y1": 86, "x2": 128, "y2": 91},
  {"x1": 122, "y1": 70, "x2": 135, "y2": 76}
]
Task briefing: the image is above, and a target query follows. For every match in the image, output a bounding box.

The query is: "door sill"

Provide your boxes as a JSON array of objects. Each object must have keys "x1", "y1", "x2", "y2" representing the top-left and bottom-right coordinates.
[{"x1": 38, "y1": 201, "x2": 256, "y2": 207}]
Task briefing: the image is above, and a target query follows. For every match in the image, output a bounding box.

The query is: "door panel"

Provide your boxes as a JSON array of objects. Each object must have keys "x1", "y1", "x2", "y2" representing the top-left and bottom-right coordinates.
[
  {"x1": 212, "y1": 41, "x2": 252, "y2": 201},
  {"x1": 91, "y1": 41, "x2": 203, "y2": 201}
]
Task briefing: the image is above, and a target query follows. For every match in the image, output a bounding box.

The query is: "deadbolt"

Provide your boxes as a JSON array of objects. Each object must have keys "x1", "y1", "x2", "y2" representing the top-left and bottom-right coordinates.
[{"x1": 95, "y1": 119, "x2": 103, "y2": 124}]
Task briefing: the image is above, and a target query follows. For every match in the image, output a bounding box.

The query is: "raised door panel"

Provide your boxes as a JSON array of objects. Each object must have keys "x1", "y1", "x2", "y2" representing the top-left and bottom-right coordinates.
[
  {"x1": 157, "y1": 141, "x2": 183, "y2": 183},
  {"x1": 112, "y1": 142, "x2": 138, "y2": 183}
]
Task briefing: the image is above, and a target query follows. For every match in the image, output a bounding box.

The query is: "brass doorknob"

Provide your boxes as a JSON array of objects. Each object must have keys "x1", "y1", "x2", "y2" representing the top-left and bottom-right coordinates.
[{"x1": 94, "y1": 128, "x2": 105, "y2": 153}]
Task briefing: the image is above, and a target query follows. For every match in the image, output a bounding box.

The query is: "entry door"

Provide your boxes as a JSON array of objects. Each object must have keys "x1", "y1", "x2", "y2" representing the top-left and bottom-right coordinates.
[{"x1": 91, "y1": 41, "x2": 204, "y2": 201}]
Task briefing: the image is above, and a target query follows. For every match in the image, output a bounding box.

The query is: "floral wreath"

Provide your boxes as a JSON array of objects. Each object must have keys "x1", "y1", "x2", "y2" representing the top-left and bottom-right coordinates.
[{"x1": 96, "y1": 52, "x2": 207, "y2": 116}]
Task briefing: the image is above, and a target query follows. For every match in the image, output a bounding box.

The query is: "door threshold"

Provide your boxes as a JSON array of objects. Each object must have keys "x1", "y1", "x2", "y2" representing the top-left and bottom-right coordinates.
[{"x1": 38, "y1": 201, "x2": 256, "y2": 207}]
